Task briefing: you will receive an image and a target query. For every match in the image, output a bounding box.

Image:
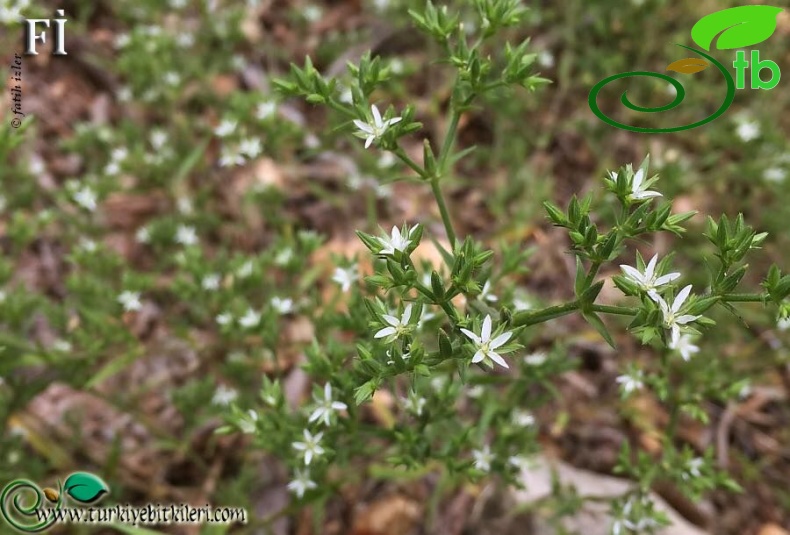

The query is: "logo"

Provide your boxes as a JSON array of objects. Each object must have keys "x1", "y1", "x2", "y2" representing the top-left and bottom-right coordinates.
[
  {"x1": 1, "y1": 472, "x2": 109, "y2": 532},
  {"x1": 23, "y1": 9, "x2": 68, "y2": 56},
  {"x1": 589, "y1": 5, "x2": 783, "y2": 133}
]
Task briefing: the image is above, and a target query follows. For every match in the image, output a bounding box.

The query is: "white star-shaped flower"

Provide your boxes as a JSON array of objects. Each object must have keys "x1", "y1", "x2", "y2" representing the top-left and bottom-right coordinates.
[
  {"x1": 238, "y1": 308, "x2": 261, "y2": 329},
  {"x1": 237, "y1": 409, "x2": 258, "y2": 434},
  {"x1": 214, "y1": 119, "x2": 236, "y2": 137},
  {"x1": 619, "y1": 253, "x2": 680, "y2": 301},
  {"x1": 460, "y1": 315, "x2": 513, "y2": 369},
  {"x1": 353, "y1": 104, "x2": 402, "y2": 149},
  {"x1": 239, "y1": 138, "x2": 262, "y2": 159},
  {"x1": 682, "y1": 457, "x2": 704, "y2": 480},
  {"x1": 292, "y1": 429, "x2": 325, "y2": 466},
  {"x1": 72, "y1": 186, "x2": 98, "y2": 211},
  {"x1": 654, "y1": 285, "x2": 700, "y2": 346},
  {"x1": 629, "y1": 167, "x2": 662, "y2": 200},
  {"x1": 202, "y1": 273, "x2": 221, "y2": 290},
  {"x1": 175, "y1": 225, "x2": 198, "y2": 246},
  {"x1": 736, "y1": 120, "x2": 760, "y2": 142},
  {"x1": 256, "y1": 101, "x2": 277, "y2": 120},
  {"x1": 616, "y1": 370, "x2": 644, "y2": 395},
  {"x1": 287, "y1": 468, "x2": 317, "y2": 498},
  {"x1": 479, "y1": 280, "x2": 498, "y2": 303},
  {"x1": 118, "y1": 291, "x2": 142, "y2": 312},
  {"x1": 377, "y1": 224, "x2": 418, "y2": 256},
  {"x1": 216, "y1": 312, "x2": 233, "y2": 326},
  {"x1": 472, "y1": 445, "x2": 494, "y2": 472},
  {"x1": 374, "y1": 304, "x2": 413, "y2": 342},
  {"x1": 271, "y1": 296, "x2": 294, "y2": 315},
  {"x1": 670, "y1": 333, "x2": 699, "y2": 361},
  {"x1": 332, "y1": 266, "x2": 358, "y2": 292},
  {"x1": 308, "y1": 383, "x2": 347, "y2": 426},
  {"x1": 212, "y1": 384, "x2": 238, "y2": 406},
  {"x1": 511, "y1": 409, "x2": 535, "y2": 427}
]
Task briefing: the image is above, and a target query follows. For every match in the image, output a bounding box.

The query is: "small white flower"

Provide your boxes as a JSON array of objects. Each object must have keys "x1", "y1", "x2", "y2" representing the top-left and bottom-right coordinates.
[
  {"x1": 216, "y1": 312, "x2": 233, "y2": 326},
  {"x1": 508, "y1": 455, "x2": 534, "y2": 471},
  {"x1": 338, "y1": 86, "x2": 353, "y2": 104},
  {"x1": 628, "y1": 167, "x2": 662, "y2": 200},
  {"x1": 52, "y1": 339, "x2": 72, "y2": 353},
  {"x1": 353, "y1": 104, "x2": 402, "y2": 149},
  {"x1": 616, "y1": 370, "x2": 644, "y2": 395},
  {"x1": 239, "y1": 138, "x2": 262, "y2": 159},
  {"x1": 537, "y1": 50, "x2": 555, "y2": 68},
  {"x1": 175, "y1": 225, "x2": 198, "y2": 246},
  {"x1": 402, "y1": 391, "x2": 427, "y2": 416},
  {"x1": 202, "y1": 273, "x2": 221, "y2": 291},
  {"x1": 136, "y1": 226, "x2": 151, "y2": 243},
  {"x1": 256, "y1": 101, "x2": 277, "y2": 120},
  {"x1": 472, "y1": 445, "x2": 494, "y2": 472},
  {"x1": 620, "y1": 253, "x2": 680, "y2": 301},
  {"x1": 236, "y1": 260, "x2": 254, "y2": 278},
  {"x1": 274, "y1": 248, "x2": 293, "y2": 266},
  {"x1": 271, "y1": 296, "x2": 294, "y2": 315},
  {"x1": 308, "y1": 383, "x2": 348, "y2": 426},
  {"x1": 303, "y1": 4, "x2": 322, "y2": 22},
  {"x1": 479, "y1": 280, "x2": 498, "y2": 303},
  {"x1": 78, "y1": 238, "x2": 97, "y2": 252},
  {"x1": 511, "y1": 409, "x2": 535, "y2": 427},
  {"x1": 375, "y1": 304, "x2": 413, "y2": 341},
  {"x1": 332, "y1": 266, "x2": 358, "y2": 292},
  {"x1": 377, "y1": 224, "x2": 418, "y2": 256},
  {"x1": 655, "y1": 285, "x2": 700, "y2": 346},
  {"x1": 177, "y1": 198, "x2": 193, "y2": 215},
  {"x1": 163, "y1": 71, "x2": 180, "y2": 86},
  {"x1": 214, "y1": 119, "x2": 237, "y2": 137},
  {"x1": 377, "y1": 152, "x2": 396, "y2": 168},
  {"x1": 114, "y1": 33, "x2": 131, "y2": 49},
  {"x1": 150, "y1": 129, "x2": 167, "y2": 150},
  {"x1": 287, "y1": 468, "x2": 317, "y2": 498},
  {"x1": 117, "y1": 86, "x2": 133, "y2": 102},
  {"x1": 72, "y1": 186, "x2": 98, "y2": 211},
  {"x1": 764, "y1": 167, "x2": 787, "y2": 183},
  {"x1": 292, "y1": 429, "x2": 325, "y2": 466},
  {"x1": 212, "y1": 384, "x2": 238, "y2": 406},
  {"x1": 683, "y1": 457, "x2": 704, "y2": 480},
  {"x1": 219, "y1": 144, "x2": 246, "y2": 167},
  {"x1": 176, "y1": 32, "x2": 194, "y2": 48},
  {"x1": 460, "y1": 315, "x2": 513, "y2": 369},
  {"x1": 238, "y1": 308, "x2": 261, "y2": 329},
  {"x1": 118, "y1": 291, "x2": 142, "y2": 312},
  {"x1": 736, "y1": 120, "x2": 760, "y2": 142},
  {"x1": 523, "y1": 351, "x2": 547, "y2": 366},
  {"x1": 237, "y1": 409, "x2": 259, "y2": 434},
  {"x1": 466, "y1": 385, "x2": 485, "y2": 399},
  {"x1": 430, "y1": 376, "x2": 447, "y2": 392},
  {"x1": 778, "y1": 316, "x2": 790, "y2": 331},
  {"x1": 670, "y1": 333, "x2": 699, "y2": 361}
]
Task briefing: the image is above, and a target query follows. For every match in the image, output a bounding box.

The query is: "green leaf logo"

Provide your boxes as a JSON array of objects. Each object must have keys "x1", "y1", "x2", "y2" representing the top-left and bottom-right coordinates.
[
  {"x1": 691, "y1": 5, "x2": 783, "y2": 51},
  {"x1": 62, "y1": 472, "x2": 109, "y2": 504}
]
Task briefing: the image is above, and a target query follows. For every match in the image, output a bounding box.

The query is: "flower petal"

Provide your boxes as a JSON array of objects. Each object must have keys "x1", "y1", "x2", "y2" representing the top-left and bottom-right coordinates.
[
  {"x1": 374, "y1": 326, "x2": 396, "y2": 338},
  {"x1": 371, "y1": 104, "x2": 382, "y2": 128},
  {"x1": 489, "y1": 331, "x2": 512, "y2": 350},
  {"x1": 632, "y1": 168, "x2": 644, "y2": 191},
  {"x1": 672, "y1": 285, "x2": 693, "y2": 312},
  {"x1": 654, "y1": 272, "x2": 680, "y2": 286},
  {"x1": 487, "y1": 351, "x2": 509, "y2": 369},
  {"x1": 460, "y1": 328, "x2": 481, "y2": 344},
  {"x1": 481, "y1": 315, "x2": 492, "y2": 342},
  {"x1": 401, "y1": 303, "x2": 413, "y2": 324},
  {"x1": 620, "y1": 265, "x2": 646, "y2": 284},
  {"x1": 645, "y1": 254, "x2": 658, "y2": 279},
  {"x1": 675, "y1": 314, "x2": 700, "y2": 325},
  {"x1": 382, "y1": 314, "x2": 400, "y2": 327},
  {"x1": 471, "y1": 350, "x2": 485, "y2": 364}
]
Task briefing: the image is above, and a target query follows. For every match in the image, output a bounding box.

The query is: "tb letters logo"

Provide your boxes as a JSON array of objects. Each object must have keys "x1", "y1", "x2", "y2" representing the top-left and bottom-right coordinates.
[{"x1": 589, "y1": 5, "x2": 783, "y2": 133}]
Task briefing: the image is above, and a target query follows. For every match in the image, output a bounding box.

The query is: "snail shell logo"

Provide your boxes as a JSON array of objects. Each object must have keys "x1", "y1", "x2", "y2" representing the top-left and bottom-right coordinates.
[
  {"x1": 589, "y1": 5, "x2": 783, "y2": 133},
  {"x1": 0, "y1": 472, "x2": 109, "y2": 532}
]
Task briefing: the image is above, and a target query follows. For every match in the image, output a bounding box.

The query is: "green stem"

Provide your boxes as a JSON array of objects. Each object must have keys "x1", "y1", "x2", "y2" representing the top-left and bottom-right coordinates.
[
  {"x1": 438, "y1": 109, "x2": 462, "y2": 172},
  {"x1": 512, "y1": 300, "x2": 580, "y2": 327},
  {"x1": 590, "y1": 304, "x2": 639, "y2": 316},
  {"x1": 720, "y1": 292, "x2": 764, "y2": 303},
  {"x1": 393, "y1": 147, "x2": 427, "y2": 178},
  {"x1": 431, "y1": 178, "x2": 457, "y2": 248}
]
